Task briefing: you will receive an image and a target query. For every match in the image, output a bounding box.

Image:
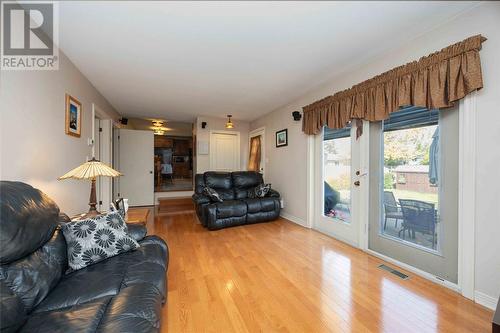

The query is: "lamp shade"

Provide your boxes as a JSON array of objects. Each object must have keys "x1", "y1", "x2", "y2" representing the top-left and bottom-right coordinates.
[{"x1": 58, "y1": 158, "x2": 122, "y2": 180}]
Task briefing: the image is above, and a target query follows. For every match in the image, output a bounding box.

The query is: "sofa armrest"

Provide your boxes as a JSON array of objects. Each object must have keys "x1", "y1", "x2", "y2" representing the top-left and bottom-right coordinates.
[
  {"x1": 192, "y1": 193, "x2": 211, "y2": 205},
  {"x1": 127, "y1": 222, "x2": 147, "y2": 241},
  {"x1": 267, "y1": 189, "x2": 280, "y2": 198}
]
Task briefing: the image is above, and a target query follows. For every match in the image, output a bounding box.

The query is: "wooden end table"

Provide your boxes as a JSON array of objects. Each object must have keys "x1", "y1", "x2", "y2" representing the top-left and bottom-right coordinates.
[{"x1": 126, "y1": 208, "x2": 150, "y2": 224}]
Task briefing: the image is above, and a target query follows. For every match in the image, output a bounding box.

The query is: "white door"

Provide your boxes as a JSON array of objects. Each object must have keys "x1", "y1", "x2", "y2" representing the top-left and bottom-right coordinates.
[
  {"x1": 314, "y1": 122, "x2": 366, "y2": 247},
  {"x1": 210, "y1": 131, "x2": 240, "y2": 171},
  {"x1": 368, "y1": 106, "x2": 459, "y2": 283},
  {"x1": 118, "y1": 129, "x2": 154, "y2": 206},
  {"x1": 93, "y1": 117, "x2": 101, "y2": 210},
  {"x1": 98, "y1": 119, "x2": 113, "y2": 210}
]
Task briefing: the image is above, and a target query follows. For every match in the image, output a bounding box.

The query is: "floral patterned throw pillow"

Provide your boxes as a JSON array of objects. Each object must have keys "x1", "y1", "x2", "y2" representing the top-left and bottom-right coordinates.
[
  {"x1": 248, "y1": 183, "x2": 271, "y2": 198},
  {"x1": 61, "y1": 211, "x2": 139, "y2": 271}
]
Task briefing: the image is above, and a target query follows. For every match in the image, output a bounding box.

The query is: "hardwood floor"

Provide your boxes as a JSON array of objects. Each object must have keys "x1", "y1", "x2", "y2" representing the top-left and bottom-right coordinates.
[{"x1": 145, "y1": 210, "x2": 493, "y2": 332}]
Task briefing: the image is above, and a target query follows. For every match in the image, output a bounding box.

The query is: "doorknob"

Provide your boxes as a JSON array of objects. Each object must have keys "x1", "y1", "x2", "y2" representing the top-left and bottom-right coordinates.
[
  {"x1": 354, "y1": 180, "x2": 360, "y2": 186},
  {"x1": 149, "y1": 171, "x2": 153, "y2": 174}
]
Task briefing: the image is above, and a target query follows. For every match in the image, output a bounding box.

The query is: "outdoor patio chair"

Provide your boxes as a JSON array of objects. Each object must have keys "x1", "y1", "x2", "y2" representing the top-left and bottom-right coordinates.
[
  {"x1": 398, "y1": 199, "x2": 437, "y2": 249},
  {"x1": 383, "y1": 191, "x2": 404, "y2": 230}
]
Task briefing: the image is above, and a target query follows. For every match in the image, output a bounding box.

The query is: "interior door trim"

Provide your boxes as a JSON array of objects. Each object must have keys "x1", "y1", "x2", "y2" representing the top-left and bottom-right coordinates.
[
  {"x1": 209, "y1": 130, "x2": 241, "y2": 171},
  {"x1": 249, "y1": 127, "x2": 265, "y2": 178}
]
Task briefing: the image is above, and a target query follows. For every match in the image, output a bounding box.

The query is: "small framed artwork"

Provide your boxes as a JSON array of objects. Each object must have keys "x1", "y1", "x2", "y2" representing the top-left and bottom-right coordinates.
[
  {"x1": 276, "y1": 129, "x2": 288, "y2": 147},
  {"x1": 65, "y1": 94, "x2": 82, "y2": 137}
]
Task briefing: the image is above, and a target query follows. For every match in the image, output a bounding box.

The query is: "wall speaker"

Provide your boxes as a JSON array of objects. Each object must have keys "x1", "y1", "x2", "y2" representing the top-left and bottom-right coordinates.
[
  {"x1": 292, "y1": 111, "x2": 302, "y2": 121},
  {"x1": 120, "y1": 118, "x2": 128, "y2": 125}
]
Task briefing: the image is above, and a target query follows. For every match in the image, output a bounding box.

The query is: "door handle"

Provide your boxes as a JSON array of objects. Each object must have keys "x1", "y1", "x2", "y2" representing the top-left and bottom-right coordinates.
[
  {"x1": 149, "y1": 171, "x2": 153, "y2": 174},
  {"x1": 354, "y1": 180, "x2": 360, "y2": 186}
]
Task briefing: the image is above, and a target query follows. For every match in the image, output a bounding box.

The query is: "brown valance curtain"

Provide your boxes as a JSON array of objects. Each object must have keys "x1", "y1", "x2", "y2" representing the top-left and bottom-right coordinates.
[{"x1": 302, "y1": 35, "x2": 486, "y2": 135}]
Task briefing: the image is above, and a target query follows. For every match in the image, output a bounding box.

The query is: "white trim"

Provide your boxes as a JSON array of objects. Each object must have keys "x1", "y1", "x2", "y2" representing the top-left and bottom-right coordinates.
[
  {"x1": 92, "y1": 103, "x2": 113, "y2": 211},
  {"x1": 280, "y1": 212, "x2": 307, "y2": 227},
  {"x1": 209, "y1": 130, "x2": 241, "y2": 171},
  {"x1": 458, "y1": 92, "x2": 477, "y2": 300},
  {"x1": 474, "y1": 291, "x2": 498, "y2": 311},
  {"x1": 366, "y1": 248, "x2": 460, "y2": 292},
  {"x1": 305, "y1": 135, "x2": 315, "y2": 228},
  {"x1": 155, "y1": 191, "x2": 194, "y2": 202},
  {"x1": 249, "y1": 127, "x2": 265, "y2": 178},
  {"x1": 358, "y1": 120, "x2": 370, "y2": 251}
]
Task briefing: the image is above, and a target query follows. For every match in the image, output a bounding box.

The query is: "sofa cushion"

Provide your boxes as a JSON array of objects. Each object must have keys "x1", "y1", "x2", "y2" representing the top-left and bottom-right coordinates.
[
  {"x1": 204, "y1": 172, "x2": 232, "y2": 190},
  {"x1": 0, "y1": 229, "x2": 67, "y2": 315},
  {"x1": 33, "y1": 235, "x2": 168, "y2": 314},
  {"x1": 232, "y1": 171, "x2": 263, "y2": 188},
  {"x1": 22, "y1": 284, "x2": 163, "y2": 333},
  {"x1": 214, "y1": 200, "x2": 247, "y2": 219},
  {"x1": 0, "y1": 281, "x2": 27, "y2": 333},
  {"x1": 0, "y1": 181, "x2": 60, "y2": 264},
  {"x1": 232, "y1": 171, "x2": 263, "y2": 199},
  {"x1": 243, "y1": 197, "x2": 278, "y2": 214},
  {"x1": 61, "y1": 212, "x2": 140, "y2": 271},
  {"x1": 20, "y1": 297, "x2": 111, "y2": 333}
]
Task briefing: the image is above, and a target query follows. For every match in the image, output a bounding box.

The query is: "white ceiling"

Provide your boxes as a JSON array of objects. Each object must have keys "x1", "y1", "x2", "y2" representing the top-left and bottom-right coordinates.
[{"x1": 59, "y1": 1, "x2": 477, "y2": 122}]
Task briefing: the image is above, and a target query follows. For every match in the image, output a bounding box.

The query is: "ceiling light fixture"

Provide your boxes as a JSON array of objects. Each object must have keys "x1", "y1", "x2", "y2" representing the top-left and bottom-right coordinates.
[
  {"x1": 153, "y1": 128, "x2": 165, "y2": 135},
  {"x1": 225, "y1": 115, "x2": 234, "y2": 129},
  {"x1": 151, "y1": 119, "x2": 166, "y2": 135}
]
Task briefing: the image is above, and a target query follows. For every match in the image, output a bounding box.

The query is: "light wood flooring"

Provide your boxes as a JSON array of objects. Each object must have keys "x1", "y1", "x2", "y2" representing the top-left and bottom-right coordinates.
[{"x1": 144, "y1": 209, "x2": 493, "y2": 333}]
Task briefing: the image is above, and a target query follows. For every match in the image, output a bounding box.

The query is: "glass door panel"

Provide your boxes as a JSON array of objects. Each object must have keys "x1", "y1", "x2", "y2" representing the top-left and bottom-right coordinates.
[
  {"x1": 314, "y1": 122, "x2": 363, "y2": 247},
  {"x1": 323, "y1": 136, "x2": 351, "y2": 223},
  {"x1": 368, "y1": 106, "x2": 458, "y2": 283}
]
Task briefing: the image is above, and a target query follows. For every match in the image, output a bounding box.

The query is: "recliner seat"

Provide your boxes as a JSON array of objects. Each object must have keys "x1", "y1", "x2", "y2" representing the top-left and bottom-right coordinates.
[
  {"x1": 0, "y1": 181, "x2": 168, "y2": 333},
  {"x1": 192, "y1": 171, "x2": 281, "y2": 230}
]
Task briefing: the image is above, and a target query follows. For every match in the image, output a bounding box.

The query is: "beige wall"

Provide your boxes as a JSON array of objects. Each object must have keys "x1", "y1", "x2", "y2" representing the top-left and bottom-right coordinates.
[
  {"x1": 195, "y1": 116, "x2": 249, "y2": 174},
  {"x1": 1, "y1": 51, "x2": 121, "y2": 216},
  {"x1": 250, "y1": 111, "x2": 307, "y2": 224},
  {"x1": 250, "y1": 3, "x2": 500, "y2": 302}
]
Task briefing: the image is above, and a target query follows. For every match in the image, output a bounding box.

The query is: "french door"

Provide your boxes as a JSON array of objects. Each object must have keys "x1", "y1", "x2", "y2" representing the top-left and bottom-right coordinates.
[
  {"x1": 313, "y1": 122, "x2": 367, "y2": 247},
  {"x1": 368, "y1": 106, "x2": 459, "y2": 284}
]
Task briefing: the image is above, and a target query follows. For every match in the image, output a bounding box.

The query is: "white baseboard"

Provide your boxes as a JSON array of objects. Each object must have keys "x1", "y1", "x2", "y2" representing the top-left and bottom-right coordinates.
[
  {"x1": 474, "y1": 291, "x2": 498, "y2": 310},
  {"x1": 280, "y1": 211, "x2": 307, "y2": 227},
  {"x1": 366, "y1": 249, "x2": 460, "y2": 293}
]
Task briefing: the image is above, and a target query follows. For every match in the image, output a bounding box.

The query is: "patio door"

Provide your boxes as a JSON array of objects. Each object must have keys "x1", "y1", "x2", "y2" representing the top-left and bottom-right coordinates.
[
  {"x1": 368, "y1": 106, "x2": 459, "y2": 284},
  {"x1": 313, "y1": 122, "x2": 366, "y2": 247}
]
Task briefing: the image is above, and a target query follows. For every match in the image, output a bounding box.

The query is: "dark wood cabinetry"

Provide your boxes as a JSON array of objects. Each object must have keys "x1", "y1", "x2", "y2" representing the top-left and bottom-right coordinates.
[
  {"x1": 172, "y1": 162, "x2": 190, "y2": 178},
  {"x1": 154, "y1": 136, "x2": 173, "y2": 148},
  {"x1": 173, "y1": 139, "x2": 189, "y2": 155},
  {"x1": 154, "y1": 135, "x2": 193, "y2": 191}
]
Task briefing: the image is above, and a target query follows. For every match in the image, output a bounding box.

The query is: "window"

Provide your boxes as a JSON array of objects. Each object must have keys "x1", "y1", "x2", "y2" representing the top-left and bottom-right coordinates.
[
  {"x1": 323, "y1": 124, "x2": 351, "y2": 223},
  {"x1": 381, "y1": 107, "x2": 440, "y2": 251}
]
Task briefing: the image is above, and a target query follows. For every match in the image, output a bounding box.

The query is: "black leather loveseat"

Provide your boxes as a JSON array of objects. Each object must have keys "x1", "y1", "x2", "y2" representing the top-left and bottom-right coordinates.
[
  {"x1": 192, "y1": 171, "x2": 281, "y2": 230},
  {"x1": 0, "y1": 181, "x2": 168, "y2": 333}
]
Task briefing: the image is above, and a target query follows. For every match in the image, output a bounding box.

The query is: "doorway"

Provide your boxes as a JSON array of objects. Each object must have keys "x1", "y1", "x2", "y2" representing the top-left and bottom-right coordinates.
[
  {"x1": 154, "y1": 135, "x2": 193, "y2": 192},
  {"x1": 210, "y1": 131, "x2": 240, "y2": 172},
  {"x1": 368, "y1": 106, "x2": 459, "y2": 284},
  {"x1": 313, "y1": 122, "x2": 366, "y2": 247},
  {"x1": 92, "y1": 104, "x2": 113, "y2": 211},
  {"x1": 249, "y1": 127, "x2": 265, "y2": 176}
]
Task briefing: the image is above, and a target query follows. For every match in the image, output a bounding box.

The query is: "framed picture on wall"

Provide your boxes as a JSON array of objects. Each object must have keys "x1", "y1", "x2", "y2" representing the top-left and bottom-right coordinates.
[
  {"x1": 275, "y1": 129, "x2": 288, "y2": 147},
  {"x1": 65, "y1": 94, "x2": 82, "y2": 137}
]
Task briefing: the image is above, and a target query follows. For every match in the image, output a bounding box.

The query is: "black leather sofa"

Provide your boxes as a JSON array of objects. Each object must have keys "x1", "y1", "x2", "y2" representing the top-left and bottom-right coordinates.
[
  {"x1": 0, "y1": 181, "x2": 168, "y2": 333},
  {"x1": 192, "y1": 171, "x2": 281, "y2": 230}
]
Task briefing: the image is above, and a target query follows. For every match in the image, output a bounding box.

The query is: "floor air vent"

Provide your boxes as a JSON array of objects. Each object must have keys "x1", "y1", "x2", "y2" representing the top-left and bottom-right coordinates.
[{"x1": 378, "y1": 264, "x2": 410, "y2": 280}]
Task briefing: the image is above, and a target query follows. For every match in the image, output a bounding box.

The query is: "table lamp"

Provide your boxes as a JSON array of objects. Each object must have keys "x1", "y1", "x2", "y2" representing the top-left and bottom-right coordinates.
[{"x1": 59, "y1": 158, "x2": 122, "y2": 218}]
